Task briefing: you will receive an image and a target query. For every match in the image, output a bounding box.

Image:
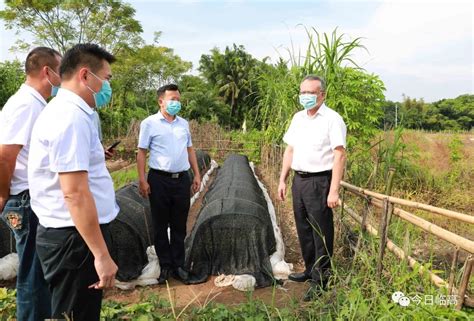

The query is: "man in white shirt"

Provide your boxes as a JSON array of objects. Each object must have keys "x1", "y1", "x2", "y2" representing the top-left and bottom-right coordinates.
[
  {"x1": 0, "y1": 46, "x2": 61, "y2": 321},
  {"x1": 137, "y1": 84, "x2": 201, "y2": 285},
  {"x1": 28, "y1": 43, "x2": 118, "y2": 321},
  {"x1": 278, "y1": 75, "x2": 347, "y2": 301}
]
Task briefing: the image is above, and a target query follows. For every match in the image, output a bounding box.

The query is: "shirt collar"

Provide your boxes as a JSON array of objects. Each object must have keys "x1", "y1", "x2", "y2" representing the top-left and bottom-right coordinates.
[
  {"x1": 157, "y1": 111, "x2": 178, "y2": 123},
  {"x1": 305, "y1": 103, "x2": 327, "y2": 119},
  {"x1": 56, "y1": 88, "x2": 94, "y2": 115},
  {"x1": 21, "y1": 84, "x2": 47, "y2": 106}
]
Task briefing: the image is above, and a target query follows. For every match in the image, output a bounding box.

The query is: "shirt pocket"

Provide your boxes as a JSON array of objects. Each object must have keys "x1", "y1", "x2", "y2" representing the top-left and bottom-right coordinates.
[
  {"x1": 173, "y1": 127, "x2": 188, "y2": 144},
  {"x1": 312, "y1": 137, "x2": 326, "y2": 151}
]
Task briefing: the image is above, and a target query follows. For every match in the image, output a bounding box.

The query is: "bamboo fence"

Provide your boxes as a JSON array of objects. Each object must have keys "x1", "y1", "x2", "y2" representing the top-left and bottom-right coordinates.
[{"x1": 340, "y1": 180, "x2": 473, "y2": 309}]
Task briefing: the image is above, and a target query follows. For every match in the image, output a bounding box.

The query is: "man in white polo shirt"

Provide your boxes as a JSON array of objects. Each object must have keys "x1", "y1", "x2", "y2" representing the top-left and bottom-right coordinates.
[
  {"x1": 28, "y1": 43, "x2": 118, "y2": 321},
  {"x1": 278, "y1": 75, "x2": 347, "y2": 301},
  {"x1": 0, "y1": 46, "x2": 61, "y2": 321},
  {"x1": 137, "y1": 84, "x2": 201, "y2": 285}
]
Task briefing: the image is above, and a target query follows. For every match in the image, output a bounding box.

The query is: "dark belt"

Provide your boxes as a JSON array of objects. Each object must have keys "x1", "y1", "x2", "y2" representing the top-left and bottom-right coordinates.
[
  {"x1": 39, "y1": 222, "x2": 110, "y2": 232},
  {"x1": 295, "y1": 170, "x2": 332, "y2": 178},
  {"x1": 150, "y1": 168, "x2": 187, "y2": 179}
]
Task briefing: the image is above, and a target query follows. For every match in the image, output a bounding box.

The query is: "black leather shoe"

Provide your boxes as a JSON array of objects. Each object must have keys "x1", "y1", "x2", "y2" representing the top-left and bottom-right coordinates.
[
  {"x1": 157, "y1": 268, "x2": 170, "y2": 285},
  {"x1": 187, "y1": 273, "x2": 208, "y2": 285},
  {"x1": 303, "y1": 285, "x2": 325, "y2": 302},
  {"x1": 288, "y1": 272, "x2": 311, "y2": 282},
  {"x1": 172, "y1": 267, "x2": 189, "y2": 284}
]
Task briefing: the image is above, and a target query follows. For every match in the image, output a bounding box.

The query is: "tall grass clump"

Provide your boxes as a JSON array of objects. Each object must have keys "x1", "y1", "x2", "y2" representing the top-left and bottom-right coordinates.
[{"x1": 255, "y1": 27, "x2": 385, "y2": 148}]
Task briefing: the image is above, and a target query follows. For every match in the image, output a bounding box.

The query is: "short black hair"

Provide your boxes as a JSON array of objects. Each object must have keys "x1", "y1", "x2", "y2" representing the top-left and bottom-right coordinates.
[
  {"x1": 60, "y1": 43, "x2": 116, "y2": 80},
  {"x1": 25, "y1": 47, "x2": 61, "y2": 76},
  {"x1": 302, "y1": 75, "x2": 326, "y2": 92},
  {"x1": 157, "y1": 84, "x2": 180, "y2": 98}
]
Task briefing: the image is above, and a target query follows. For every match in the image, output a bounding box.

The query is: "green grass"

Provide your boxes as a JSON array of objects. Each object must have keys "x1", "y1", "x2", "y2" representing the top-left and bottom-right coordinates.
[{"x1": 111, "y1": 166, "x2": 139, "y2": 190}]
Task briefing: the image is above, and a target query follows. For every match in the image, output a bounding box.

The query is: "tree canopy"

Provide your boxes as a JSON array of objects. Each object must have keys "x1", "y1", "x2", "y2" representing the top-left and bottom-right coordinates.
[
  {"x1": 381, "y1": 95, "x2": 473, "y2": 131},
  {"x1": 0, "y1": 0, "x2": 143, "y2": 54},
  {"x1": 0, "y1": 60, "x2": 24, "y2": 108}
]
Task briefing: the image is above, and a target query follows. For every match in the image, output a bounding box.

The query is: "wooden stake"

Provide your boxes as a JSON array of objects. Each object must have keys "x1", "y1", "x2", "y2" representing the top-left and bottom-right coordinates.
[
  {"x1": 456, "y1": 256, "x2": 473, "y2": 310},
  {"x1": 376, "y1": 169, "x2": 396, "y2": 279},
  {"x1": 448, "y1": 247, "x2": 460, "y2": 296},
  {"x1": 377, "y1": 197, "x2": 390, "y2": 279},
  {"x1": 340, "y1": 188, "x2": 346, "y2": 219},
  {"x1": 403, "y1": 230, "x2": 410, "y2": 262},
  {"x1": 361, "y1": 197, "x2": 370, "y2": 233}
]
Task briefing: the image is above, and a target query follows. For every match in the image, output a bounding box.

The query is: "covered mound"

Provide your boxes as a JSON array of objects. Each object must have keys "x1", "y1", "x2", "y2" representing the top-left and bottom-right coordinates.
[
  {"x1": 109, "y1": 182, "x2": 154, "y2": 281},
  {"x1": 184, "y1": 154, "x2": 276, "y2": 287}
]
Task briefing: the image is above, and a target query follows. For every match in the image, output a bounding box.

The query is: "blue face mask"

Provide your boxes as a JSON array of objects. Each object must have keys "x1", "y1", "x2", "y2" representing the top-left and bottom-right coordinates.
[
  {"x1": 299, "y1": 94, "x2": 317, "y2": 110},
  {"x1": 87, "y1": 71, "x2": 112, "y2": 109},
  {"x1": 49, "y1": 82, "x2": 60, "y2": 97},
  {"x1": 47, "y1": 68, "x2": 60, "y2": 97},
  {"x1": 166, "y1": 100, "x2": 181, "y2": 116}
]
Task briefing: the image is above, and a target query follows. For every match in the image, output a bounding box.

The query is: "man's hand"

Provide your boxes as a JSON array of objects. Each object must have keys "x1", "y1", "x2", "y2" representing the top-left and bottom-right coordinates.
[
  {"x1": 104, "y1": 148, "x2": 114, "y2": 160},
  {"x1": 327, "y1": 191, "x2": 339, "y2": 208},
  {"x1": 89, "y1": 255, "x2": 118, "y2": 289},
  {"x1": 0, "y1": 195, "x2": 7, "y2": 213},
  {"x1": 139, "y1": 180, "x2": 151, "y2": 198},
  {"x1": 0, "y1": 144, "x2": 22, "y2": 213},
  {"x1": 192, "y1": 175, "x2": 201, "y2": 193},
  {"x1": 278, "y1": 181, "x2": 286, "y2": 201}
]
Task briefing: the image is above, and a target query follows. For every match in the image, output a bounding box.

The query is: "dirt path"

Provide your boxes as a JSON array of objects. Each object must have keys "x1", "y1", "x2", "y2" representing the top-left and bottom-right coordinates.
[{"x1": 105, "y1": 165, "x2": 308, "y2": 308}]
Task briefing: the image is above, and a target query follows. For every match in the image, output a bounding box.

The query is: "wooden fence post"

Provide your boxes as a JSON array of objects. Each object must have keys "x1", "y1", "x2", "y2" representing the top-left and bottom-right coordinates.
[
  {"x1": 340, "y1": 188, "x2": 345, "y2": 218},
  {"x1": 456, "y1": 256, "x2": 473, "y2": 310},
  {"x1": 361, "y1": 197, "x2": 370, "y2": 233},
  {"x1": 449, "y1": 247, "x2": 460, "y2": 296},
  {"x1": 403, "y1": 230, "x2": 410, "y2": 262},
  {"x1": 376, "y1": 168, "x2": 396, "y2": 279}
]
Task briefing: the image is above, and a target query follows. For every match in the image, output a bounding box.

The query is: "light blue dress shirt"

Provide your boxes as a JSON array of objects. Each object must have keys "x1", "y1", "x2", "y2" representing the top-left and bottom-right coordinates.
[{"x1": 138, "y1": 111, "x2": 192, "y2": 172}]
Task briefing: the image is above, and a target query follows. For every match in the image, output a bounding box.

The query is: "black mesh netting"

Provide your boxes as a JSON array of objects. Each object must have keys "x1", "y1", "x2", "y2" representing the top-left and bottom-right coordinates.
[
  {"x1": 0, "y1": 221, "x2": 15, "y2": 258},
  {"x1": 109, "y1": 150, "x2": 211, "y2": 281},
  {"x1": 185, "y1": 154, "x2": 276, "y2": 287},
  {"x1": 109, "y1": 182, "x2": 154, "y2": 281}
]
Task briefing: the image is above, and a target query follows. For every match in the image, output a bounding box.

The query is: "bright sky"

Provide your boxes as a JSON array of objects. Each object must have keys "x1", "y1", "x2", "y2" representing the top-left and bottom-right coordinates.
[{"x1": 0, "y1": 0, "x2": 473, "y2": 102}]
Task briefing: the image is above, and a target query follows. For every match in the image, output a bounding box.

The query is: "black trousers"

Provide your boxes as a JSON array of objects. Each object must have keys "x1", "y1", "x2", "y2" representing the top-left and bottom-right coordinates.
[
  {"x1": 36, "y1": 224, "x2": 112, "y2": 321},
  {"x1": 291, "y1": 172, "x2": 334, "y2": 285},
  {"x1": 148, "y1": 169, "x2": 191, "y2": 270}
]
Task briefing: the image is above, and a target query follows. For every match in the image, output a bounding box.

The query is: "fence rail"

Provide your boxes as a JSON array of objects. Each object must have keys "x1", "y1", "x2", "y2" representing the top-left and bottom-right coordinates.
[{"x1": 340, "y1": 180, "x2": 473, "y2": 309}]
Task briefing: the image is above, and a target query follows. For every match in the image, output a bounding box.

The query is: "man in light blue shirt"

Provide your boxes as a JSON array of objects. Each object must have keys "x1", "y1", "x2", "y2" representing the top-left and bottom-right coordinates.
[{"x1": 137, "y1": 84, "x2": 201, "y2": 285}]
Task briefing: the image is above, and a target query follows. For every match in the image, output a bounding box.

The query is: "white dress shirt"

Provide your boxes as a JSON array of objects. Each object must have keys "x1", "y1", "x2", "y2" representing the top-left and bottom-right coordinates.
[
  {"x1": 138, "y1": 111, "x2": 192, "y2": 173},
  {"x1": 28, "y1": 88, "x2": 119, "y2": 228},
  {"x1": 0, "y1": 84, "x2": 47, "y2": 194},
  {"x1": 283, "y1": 103, "x2": 347, "y2": 172}
]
